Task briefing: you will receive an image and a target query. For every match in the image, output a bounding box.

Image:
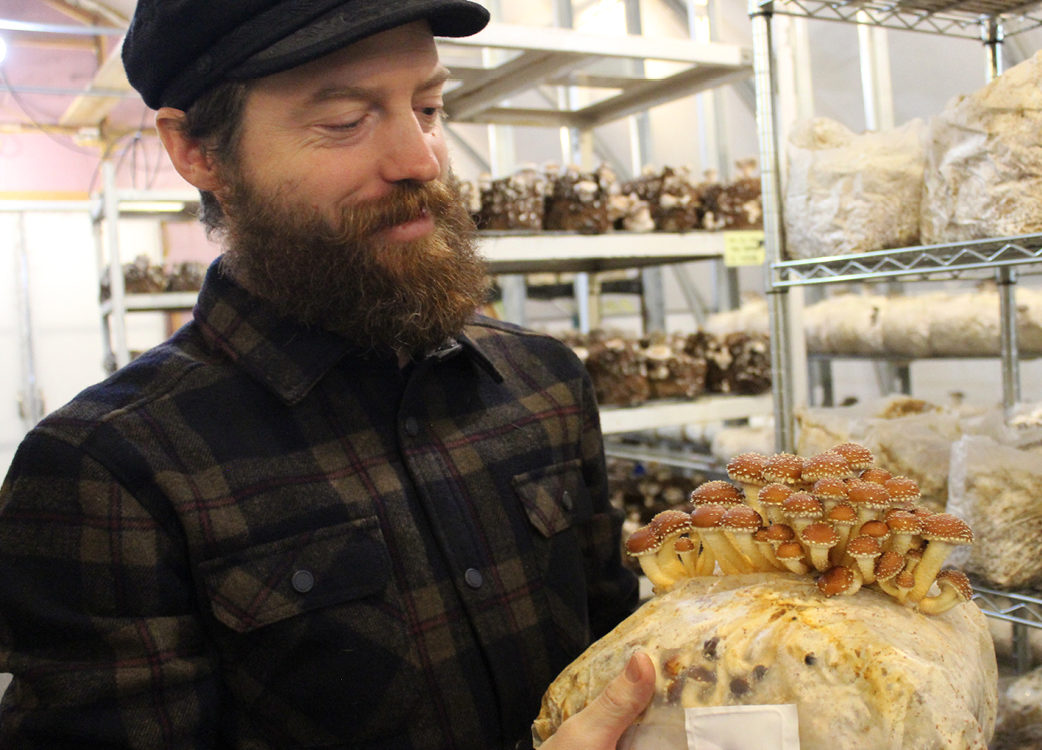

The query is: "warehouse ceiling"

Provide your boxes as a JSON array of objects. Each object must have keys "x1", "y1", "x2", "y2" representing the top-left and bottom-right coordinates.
[
  {"x1": 0, "y1": 0, "x2": 758, "y2": 156},
  {"x1": 0, "y1": 0, "x2": 145, "y2": 146}
]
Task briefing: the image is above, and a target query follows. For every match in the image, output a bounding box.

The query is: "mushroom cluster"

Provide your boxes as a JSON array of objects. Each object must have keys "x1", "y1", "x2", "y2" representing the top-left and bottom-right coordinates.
[{"x1": 624, "y1": 442, "x2": 975, "y2": 615}]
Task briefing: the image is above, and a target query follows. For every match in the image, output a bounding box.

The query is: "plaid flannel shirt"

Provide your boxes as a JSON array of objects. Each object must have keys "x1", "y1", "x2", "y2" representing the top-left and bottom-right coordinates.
[{"x1": 0, "y1": 260, "x2": 637, "y2": 749}]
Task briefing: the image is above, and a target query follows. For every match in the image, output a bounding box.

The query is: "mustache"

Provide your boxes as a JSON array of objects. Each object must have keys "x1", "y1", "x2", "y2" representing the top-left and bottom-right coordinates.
[{"x1": 331, "y1": 179, "x2": 460, "y2": 238}]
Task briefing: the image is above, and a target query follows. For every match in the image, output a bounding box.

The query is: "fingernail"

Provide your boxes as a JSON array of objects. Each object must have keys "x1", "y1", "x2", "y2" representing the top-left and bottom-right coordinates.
[{"x1": 625, "y1": 652, "x2": 643, "y2": 683}]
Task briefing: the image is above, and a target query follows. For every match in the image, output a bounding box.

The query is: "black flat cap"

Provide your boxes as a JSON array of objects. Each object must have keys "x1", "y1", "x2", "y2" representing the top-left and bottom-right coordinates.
[{"x1": 122, "y1": 0, "x2": 490, "y2": 111}]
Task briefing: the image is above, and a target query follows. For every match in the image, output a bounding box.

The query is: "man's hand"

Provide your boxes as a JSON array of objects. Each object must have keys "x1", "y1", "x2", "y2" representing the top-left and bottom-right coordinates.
[{"x1": 540, "y1": 651, "x2": 656, "y2": 749}]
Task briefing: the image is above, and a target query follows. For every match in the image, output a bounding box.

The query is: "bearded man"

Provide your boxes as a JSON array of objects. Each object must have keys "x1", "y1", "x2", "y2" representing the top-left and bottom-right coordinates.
[{"x1": 0, "y1": 2, "x2": 654, "y2": 748}]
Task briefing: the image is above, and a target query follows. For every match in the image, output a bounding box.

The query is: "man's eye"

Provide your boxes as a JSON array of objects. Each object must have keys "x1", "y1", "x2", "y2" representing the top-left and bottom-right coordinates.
[{"x1": 326, "y1": 120, "x2": 362, "y2": 131}]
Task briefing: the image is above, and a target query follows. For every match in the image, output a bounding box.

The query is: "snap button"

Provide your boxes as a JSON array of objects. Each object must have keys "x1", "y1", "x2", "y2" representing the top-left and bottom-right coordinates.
[
  {"x1": 291, "y1": 569, "x2": 315, "y2": 594},
  {"x1": 404, "y1": 416, "x2": 420, "y2": 437},
  {"x1": 464, "y1": 568, "x2": 484, "y2": 589},
  {"x1": 561, "y1": 490, "x2": 573, "y2": 510}
]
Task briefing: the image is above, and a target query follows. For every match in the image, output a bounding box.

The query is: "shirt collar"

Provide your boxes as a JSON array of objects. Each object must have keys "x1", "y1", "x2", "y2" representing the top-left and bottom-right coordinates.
[{"x1": 193, "y1": 258, "x2": 502, "y2": 404}]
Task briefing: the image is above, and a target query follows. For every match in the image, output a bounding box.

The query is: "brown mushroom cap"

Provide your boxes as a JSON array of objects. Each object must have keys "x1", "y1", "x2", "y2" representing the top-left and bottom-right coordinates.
[
  {"x1": 801, "y1": 522, "x2": 839, "y2": 547},
  {"x1": 859, "y1": 519, "x2": 892, "y2": 544},
  {"x1": 775, "y1": 541, "x2": 806, "y2": 560},
  {"x1": 651, "y1": 509, "x2": 694, "y2": 538},
  {"x1": 721, "y1": 505, "x2": 763, "y2": 533},
  {"x1": 764, "y1": 523, "x2": 796, "y2": 544},
  {"x1": 859, "y1": 467, "x2": 893, "y2": 484},
  {"x1": 782, "y1": 492, "x2": 823, "y2": 520},
  {"x1": 762, "y1": 453, "x2": 806, "y2": 486},
  {"x1": 847, "y1": 535, "x2": 882, "y2": 559},
  {"x1": 802, "y1": 450, "x2": 854, "y2": 482},
  {"x1": 690, "y1": 480, "x2": 745, "y2": 507},
  {"x1": 673, "y1": 536, "x2": 696, "y2": 553},
  {"x1": 812, "y1": 477, "x2": 849, "y2": 503},
  {"x1": 826, "y1": 503, "x2": 858, "y2": 526},
  {"x1": 934, "y1": 569, "x2": 973, "y2": 601},
  {"x1": 690, "y1": 503, "x2": 728, "y2": 529},
  {"x1": 830, "y1": 442, "x2": 875, "y2": 471},
  {"x1": 874, "y1": 550, "x2": 905, "y2": 581},
  {"x1": 758, "y1": 483, "x2": 794, "y2": 508},
  {"x1": 884, "y1": 476, "x2": 921, "y2": 505},
  {"x1": 921, "y1": 513, "x2": 974, "y2": 545},
  {"x1": 726, "y1": 452, "x2": 769, "y2": 485},
  {"x1": 625, "y1": 525, "x2": 662, "y2": 556},
  {"x1": 847, "y1": 482, "x2": 892, "y2": 513},
  {"x1": 817, "y1": 565, "x2": 857, "y2": 597},
  {"x1": 886, "y1": 512, "x2": 924, "y2": 535}
]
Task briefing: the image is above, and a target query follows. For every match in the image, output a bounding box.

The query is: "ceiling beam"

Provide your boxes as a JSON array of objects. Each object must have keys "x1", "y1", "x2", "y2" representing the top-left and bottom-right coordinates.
[{"x1": 59, "y1": 40, "x2": 134, "y2": 127}]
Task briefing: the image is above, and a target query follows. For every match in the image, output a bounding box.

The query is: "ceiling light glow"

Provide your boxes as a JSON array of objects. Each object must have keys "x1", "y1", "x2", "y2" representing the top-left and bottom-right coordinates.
[{"x1": 0, "y1": 37, "x2": 7, "y2": 65}]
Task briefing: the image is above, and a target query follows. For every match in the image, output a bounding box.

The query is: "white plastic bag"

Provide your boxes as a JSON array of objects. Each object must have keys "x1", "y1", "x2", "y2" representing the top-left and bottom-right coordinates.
[{"x1": 784, "y1": 117, "x2": 925, "y2": 259}]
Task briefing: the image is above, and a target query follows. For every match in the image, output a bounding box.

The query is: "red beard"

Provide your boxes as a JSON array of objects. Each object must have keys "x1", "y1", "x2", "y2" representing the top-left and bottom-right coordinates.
[{"x1": 217, "y1": 170, "x2": 488, "y2": 356}]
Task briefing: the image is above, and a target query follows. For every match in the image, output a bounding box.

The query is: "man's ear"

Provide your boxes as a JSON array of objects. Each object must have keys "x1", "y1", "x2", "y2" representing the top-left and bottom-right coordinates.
[{"x1": 155, "y1": 107, "x2": 224, "y2": 192}]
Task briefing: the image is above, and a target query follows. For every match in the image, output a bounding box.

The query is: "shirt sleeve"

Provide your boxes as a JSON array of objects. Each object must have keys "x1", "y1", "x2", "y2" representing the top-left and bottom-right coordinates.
[
  {"x1": 575, "y1": 368, "x2": 639, "y2": 640},
  {"x1": 0, "y1": 429, "x2": 219, "y2": 748}
]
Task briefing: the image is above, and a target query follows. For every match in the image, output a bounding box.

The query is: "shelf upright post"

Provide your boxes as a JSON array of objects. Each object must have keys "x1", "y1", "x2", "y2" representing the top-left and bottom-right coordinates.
[
  {"x1": 982, "y1": 17, "x2": 1021, "y2": 418},
  {"x1": 101, "y1": 161, "x2": 130, "y2": 372},
  {"x1": 750, "y1": 0, "x2": 795, "y2": 451},
  {"x1": 13, "y1": 212, "x2": 44, "y2": 429}
]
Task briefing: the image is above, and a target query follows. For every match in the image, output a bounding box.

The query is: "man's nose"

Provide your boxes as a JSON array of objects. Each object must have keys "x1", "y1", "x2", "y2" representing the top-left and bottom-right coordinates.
[{"x1": 378, "y1": 112, "x2": 442, "y2": 184}]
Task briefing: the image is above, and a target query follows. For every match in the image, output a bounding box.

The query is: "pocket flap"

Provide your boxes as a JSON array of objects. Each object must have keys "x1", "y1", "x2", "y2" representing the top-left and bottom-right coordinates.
[
  {"x1": 512, "y1": 458, "x2": 589, "y2": 538},
  {"x1": 199, "y1": 518, "x2": 390, "y2": 633}
]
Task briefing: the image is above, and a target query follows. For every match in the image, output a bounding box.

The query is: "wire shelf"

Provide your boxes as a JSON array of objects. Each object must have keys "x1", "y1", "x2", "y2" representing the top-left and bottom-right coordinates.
[
  {"x1": 755, "y1": 0, "x2": 1042, "y2": 37},
  {"x1": 771, "y1": 233, "x2": 1042, "y2": 286},
  {"x1": 972, "y1": 582, "x2": 1042, "y2": 629}
]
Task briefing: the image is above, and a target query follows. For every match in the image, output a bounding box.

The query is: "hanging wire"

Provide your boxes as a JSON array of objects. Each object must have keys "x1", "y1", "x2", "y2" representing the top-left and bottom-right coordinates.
[{"x1": 0, "y1": 64, "x2": 99, "y2": 157}]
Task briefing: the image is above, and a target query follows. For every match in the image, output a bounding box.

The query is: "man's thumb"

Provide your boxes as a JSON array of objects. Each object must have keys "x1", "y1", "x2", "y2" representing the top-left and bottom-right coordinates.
[{"x1": 579, "y1": 651, "x2": 657, "y2": 743}]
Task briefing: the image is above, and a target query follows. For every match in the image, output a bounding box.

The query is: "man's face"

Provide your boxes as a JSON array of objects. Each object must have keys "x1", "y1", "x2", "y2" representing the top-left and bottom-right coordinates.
[{"x1": 213, "y1": 21, "x2": 487, "y2": 355}]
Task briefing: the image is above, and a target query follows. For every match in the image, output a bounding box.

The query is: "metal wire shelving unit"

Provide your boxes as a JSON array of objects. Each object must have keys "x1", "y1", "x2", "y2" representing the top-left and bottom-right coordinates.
[
  {"x1": 748, "y1": 0, "x2": 1042, "y2": 659},
  {"x1": 972, "y1": 582, "x2": 1042, "y2": 672}
]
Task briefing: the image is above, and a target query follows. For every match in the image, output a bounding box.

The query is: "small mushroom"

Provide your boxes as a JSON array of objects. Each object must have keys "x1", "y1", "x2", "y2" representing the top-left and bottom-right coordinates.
[
  {"x1": 721, "y1": 504, "x2": 770, "y2": 571},
  {"x1": 776, "y1": 541, "x2": 811, "y2": 575},
  {"x1": 753, "y1": 527, "x2": 784, "y2": 571},
  {"x1": 781, "y1": 492, "x2": 823, "y2": 535},
  {"x1": 762, "y1": 453, "x2": 805, "y2": 488},
  {"x1": 909, "y1": 514, "x2": 974, "y2": 602},
  {"x1": 845, "y1": 534, "x2": 882, "y2": 584},
  {"x1": 689, "y1": 480, "x2": 745, "y2": 507},
  {"x1": 917, "y1": 569, "x2": 974, "y2": 615},
  {"x1": 817, "y1": 564, "x2": 862, "y2": 597},
  {"x1": 802, "y1": 450, "x2": 854, "y2": 487},
  {"x1": 830, "y1": 442, "x2": 875, "y2": 472},
  {"x1": 726, "y1": 452, "x2": 769, "y2": 515},
  {"x1": 847, "y1": 481, "x2": 892, "y2": 528},
  {"x1": 859, "y1": 467, "x2": 893, "y2": 485},
  {"x1": 884, "y1": 476, "x2": 921, "y2": 507},
  {"x1": 800, "y1": 522, "x2": 839, "y2": 572},
  {"x1": 673, "y1": 535, "x2": 700, "y2": 578},
  {"x1": 758, "y1": 483, "x2": 794, "y2": 526},
  {"x1": 873, "y1": 550, "x2": 906, "y2": 600},
  {"x1": 811, "y1": 476, "x2": 849, "y2": 515},
  {"x1": 884, "y1": 511, "x2": 923, "y2": 556},
  {"x1": 625, "y1": 526, "x2": 678, "y2": 590},
  {"x1": 690, "y1": 504, "x2": 749, "y2": 575},
  {"x1": 650, "y1": 509, "x2": 695, "y2": 581},
  {"x1": 825, "y1": 502, "x2": 859, "y2": 565}
]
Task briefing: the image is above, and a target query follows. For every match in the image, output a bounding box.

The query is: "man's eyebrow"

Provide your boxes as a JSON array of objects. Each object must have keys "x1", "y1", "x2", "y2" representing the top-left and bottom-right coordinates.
[{"x1": 306, "y1": 66, "x2": 452, "y2": 106}]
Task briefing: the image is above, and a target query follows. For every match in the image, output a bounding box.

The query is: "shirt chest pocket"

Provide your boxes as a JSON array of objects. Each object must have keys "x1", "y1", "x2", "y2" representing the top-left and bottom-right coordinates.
[
  {"x1": 512, "y1": 457, "x2": 592, "y2": 539},
  {"x1": 512, "y1": 459, "x2": 597, "y2": 657},
  {"x1": 197, "y1": 517, "x2": 420, "y2": 746}
]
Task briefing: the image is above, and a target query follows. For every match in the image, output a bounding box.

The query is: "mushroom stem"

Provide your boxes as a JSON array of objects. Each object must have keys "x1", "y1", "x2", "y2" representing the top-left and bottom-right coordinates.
[
  {"x1": 674, "y1": 537, "x2": 699, "y2": 578},
  {"x1": 655, "y1": 541, "x2": 690, "y2": 582},
  {"x1": 701, "y1": 530, "x2": 751, "y2": 574},
  {"x1": 636, "y1": 555, "x2": 677, "y2": 591},
  {"x1": 693, "y1": 543, "x2": 717, "y2": 576},
  {"x1": 917, "y1": 570, "x2": 973, "y2": 615}
]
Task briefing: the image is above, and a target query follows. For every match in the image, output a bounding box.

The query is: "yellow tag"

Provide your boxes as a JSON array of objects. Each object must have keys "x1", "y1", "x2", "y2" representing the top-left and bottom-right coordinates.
[{"x1": 724, "y1": 230, "x2": 765, "y2": 267}]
